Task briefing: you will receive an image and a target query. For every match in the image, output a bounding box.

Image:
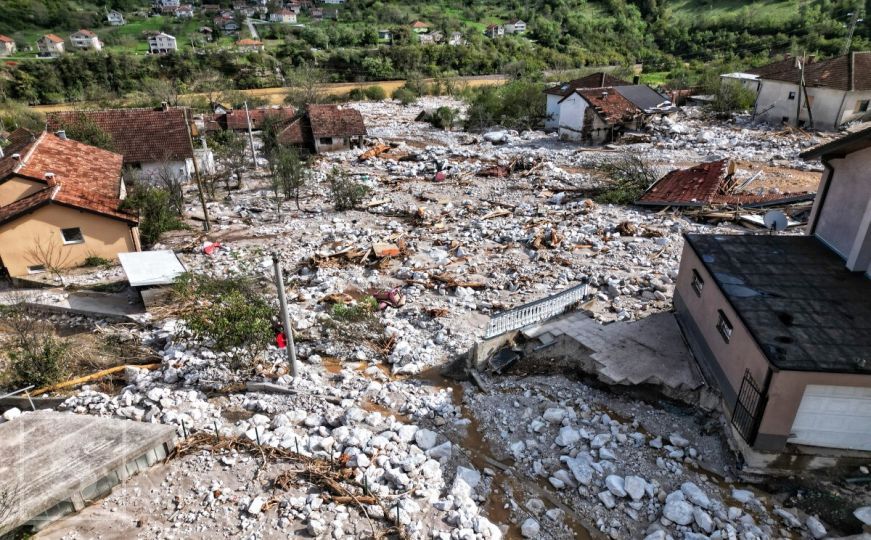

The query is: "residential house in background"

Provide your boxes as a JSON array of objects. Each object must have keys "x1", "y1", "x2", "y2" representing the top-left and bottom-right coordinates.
[
  {"x1": 147, "y1": 32, "x2": 177, "y2": 54},
  {"x1": 36, "y1": 34, "x2": 65, "y2": 57},
  {"x1": 484, "y1": 24, "x2": 504, "y2": 39},
  {"x1": 106, "y1": 9, "x2": 126, "y2": 25},
  {"x1": 46, "y1": 105, "x2": 209, "y2": 182},
  {"x1": 543, "y1": 72, "x2": 631, "y2": 129},
  {"x1": 503, "y1": 19, "x2": 526, "y2": 34},
  {"x1": 277, "y1": 104, "x2": 366, "y2": 154},
  {"x1": 748, "y1": 52, "x2": 871, "y2": 129},
  {"x1": 322, "y1": 0, "x2": 345, "y2": 3},
  {"x1": 448, "y1": 32, "x2": 466, "y2": 46},
  {"x1": 411, "y1": 21, "x2": 430, "y2": 33},
  {"x1": 174, "y1": 4, "x2": 194, "y2": 18},
  {"x1": 0, "y1": 129, "x2": 140, "y2": 278},
  {"x1": 235, "y1": 39, "x2": 264, "y2": 52},
  {"x1": 70, "y1": 30, "x2": 102, "y2": 51},
  {"x1": 156, "y1": 0, "x2": 180, "y2": 7},
  {"x1": 672, "y1": 125, "x2": 871, "y2": 462},
  {"x1": 0, "y1": 35, "x2": 16, "y2": 57},
  {"x1": 215, "y1": 16, "x2": 241, "y2": 33},
  {"x1": 378, "y1": 29, "x2": 392, "y2": 42},
  {"x1": 270, "y1": 8, "x2": 297, "y2": 23}
]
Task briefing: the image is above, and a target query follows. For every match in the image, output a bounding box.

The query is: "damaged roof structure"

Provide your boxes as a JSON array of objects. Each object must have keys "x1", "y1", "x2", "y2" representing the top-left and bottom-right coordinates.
[
  {"x1": 637, "y1": 159, "x2": 815, "y2": 209},
  {"x1": 277, "y1": 104, "x2": 367, "y2": 154}
]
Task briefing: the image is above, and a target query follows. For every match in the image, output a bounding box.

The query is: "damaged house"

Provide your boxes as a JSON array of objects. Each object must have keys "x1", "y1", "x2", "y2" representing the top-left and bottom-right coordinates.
[
  {"x1": 673, "y1": 125, "x2": 871, "y2": 466},
  {"x1": 556, "y1": 85, "x2": 675, "y2": 145},
  {"x1": 277, "y1": 104, "x2": 366, "y2": 154},
  {"x1": 0, "y1": 129, "x2": 140, "y2": 278},
  {"x1": 46, "y1": 105, "x2": 213, "y2": 182},
  {"x1": 543, "y1": 72, "x2": 631, "y2": 130}
]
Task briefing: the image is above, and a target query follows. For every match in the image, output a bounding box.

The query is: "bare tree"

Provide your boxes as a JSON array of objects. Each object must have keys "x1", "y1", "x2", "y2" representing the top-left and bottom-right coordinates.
[
  {"x1": 26, "y1": 234, "x2": 73, "y2": 286},
  {"x1": 0, "y1": 481, "x2": 19, "y2": 529},
  {"x1": 284, "y1": 63, "x2": 328, "y2": 109},
  {"x1": 142, "y1": 78, "x2": 181, "y2": 107},
  {"x1": 151, "y1": 157, "x2": 187, "y2": 216},
  {"x1": 212, "y1": 131, "x2": 249, "y2": 192}
]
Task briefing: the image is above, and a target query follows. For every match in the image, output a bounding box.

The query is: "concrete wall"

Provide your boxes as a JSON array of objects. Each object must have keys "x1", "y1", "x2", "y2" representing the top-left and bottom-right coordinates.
[
  {"x1": 138, "y1": 160, "x2": 191, "y2": 183},
  {"x1": 0, "y1": 204, "x2": 138, "y2": 277},
  {"x1": 0, "y1": 178, "x2": 43, "y2": 206},
  {"x1": 757, "y1": 370, "x2": 871, "y2": 450},
  {"x1": 812, "y1": 145, "x2": 871, "y2": 265},
  {"x1": 557, "y1": 93, "x2": 587, "y2": 142},
  {"x1": 545, "y1": 94, "x2": 561, "y2": 130},
  {"x1": 755, "y1": 79, "x2": 866, "y2": 130},
  {"x1": 840, "y1": 91, "x2": 871, "y2": 125},
  {"x1": 313, "y1": 136, "x2": 362, "y2": 153}
]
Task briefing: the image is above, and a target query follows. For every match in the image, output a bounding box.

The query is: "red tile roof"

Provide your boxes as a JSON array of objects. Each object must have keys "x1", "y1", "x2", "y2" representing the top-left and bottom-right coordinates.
[
  {"x1": 753, "y1": 52, "x2": 871, "y2": 91},
  {"x1": 637, "y1": 159, "x2": 814, "y2": 207},
  {"x1": 223, "y1": 107, "x2": 296, "y2": 130},
  {"x1": 72, "y1": 29, "x2": 96, "y2": 37},
  {"x1": 46, "y1": 107, "x2": 194, "y2": 164},
  {"x1": 236, "y1": 38, "x2": 262, "y2": 46},
  {"x1": 0, "y1": 132, "x2": 136, "y2": 225},
  {"x1": 0, "y1": 35, "x2": 13, "y2": 43},
  {"x1": 411, "y1": 21, "x2": 429, "y2": 28},
  {"x1": 307, "y1": 105, "x2": 366, "y2": 138},
  {"x1": 277, "y1": 117, "x2": 306, "y2": 146},
  {"x1": 544, "y1": 72, "x2": 631, "y2": 96},
  {"x1": 573, "y1": 88, "x2": 639, "y2": 124},
  {"x1": 42, "y1": 34, "x2": 64, "y2": 43}
]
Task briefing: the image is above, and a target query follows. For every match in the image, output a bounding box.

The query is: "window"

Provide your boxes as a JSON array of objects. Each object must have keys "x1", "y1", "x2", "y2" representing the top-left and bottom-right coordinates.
[
  {"x1": 319, "y1": 137, "x2": 332, "y2": 145},
  {"x1": 28, "y1": 264, "x2": 46, "y2": 274},
  {"x1": 61, "y1": 227, "x2": 84, "y2": 245},
  {"x1": 856, "y1": 100, "x2": 870, "y2": 113},
  {"x1": 788, "y1": 91, "x2": 796, "y2": 100},
  {"x1": 691, "y1": 269, "x2": 704, "y2": 297},
  {"x1": 717, "y1": 310, "x2": 733, "y2": 343}
]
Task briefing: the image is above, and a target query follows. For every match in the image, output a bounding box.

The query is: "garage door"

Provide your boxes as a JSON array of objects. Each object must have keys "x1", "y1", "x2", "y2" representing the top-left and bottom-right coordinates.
[{"x1": 789, "y1": 385, "x2": 871, "y2": 451}]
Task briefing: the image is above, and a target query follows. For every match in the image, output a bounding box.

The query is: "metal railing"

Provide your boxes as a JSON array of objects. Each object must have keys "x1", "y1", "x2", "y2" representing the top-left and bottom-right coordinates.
[
  {"x1": 0, "y1": 385, "x2": 36, "y2": 411},
  {"x1": 484, "y1": 283, "x2": 588, "y2": 339}
]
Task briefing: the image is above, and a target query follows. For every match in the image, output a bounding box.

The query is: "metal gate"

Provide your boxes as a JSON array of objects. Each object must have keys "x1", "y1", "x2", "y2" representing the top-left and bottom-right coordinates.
[{"x1": 731, "y1": 369, "x2": 767, "y2": 445}]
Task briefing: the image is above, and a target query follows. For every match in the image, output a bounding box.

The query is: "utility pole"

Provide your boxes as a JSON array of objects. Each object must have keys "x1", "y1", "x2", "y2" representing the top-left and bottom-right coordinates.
[
  {"x1": 244, "y1": 101, "x2": 257, "y2": 168},
  {"x1": 842, "y1": 10, "x2": 863, "y2": 55},
  {"x1": 272, "y1": 253, "x2": 298, "y2": 378},
  {"x1": 795, "y1": 52, "x2": 805, "y2": 128},
  {"x1": 183, "y1": 108, "x2": 211, "y2": 231}
]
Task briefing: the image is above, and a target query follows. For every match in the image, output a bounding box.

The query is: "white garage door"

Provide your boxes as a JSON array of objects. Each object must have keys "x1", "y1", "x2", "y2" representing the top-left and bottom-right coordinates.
[{"x1": 789, "y1": 385, "x2": 871, "y2": 451}]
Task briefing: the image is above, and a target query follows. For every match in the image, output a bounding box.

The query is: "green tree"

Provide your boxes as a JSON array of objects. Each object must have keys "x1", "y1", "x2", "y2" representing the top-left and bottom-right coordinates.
[{"x1": 269, "y1": 145, "x2": 306, "y2": 209}]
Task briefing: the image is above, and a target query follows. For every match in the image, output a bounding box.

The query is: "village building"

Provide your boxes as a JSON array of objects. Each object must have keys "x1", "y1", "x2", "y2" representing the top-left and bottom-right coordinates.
[
  {"x1": 0, "y1": 35, "x2": 16, "y2": 57},
  {"x1": 0, "y1": 129, "x2": 140, "y2": 278},
  {"x1": 201, "y1": 4, "x2": 220, "y2": 13},
  {"x1": 378, "y1": 29, "x2": 392, "y2": 42},
  {"x1": 503, "y1": 19, "x2": 526, "y2": 34},
  {"x1": 411, "y1": 21, "x2": 430, "y2": 34},
  {"x1": 69, "y1": 30, "x2": 102, "y2": 51},
  {"x1": 215, "y1": 17, "x2": 241, "y2": 33},
  {"x1": 106, "y1": 9, "x2": 126, "y2": 25},
  {"x1": 484, "y1": 24, "x2": 504, "y2": 39},
  {"x1": 174, "y1": 4, "x2": 194, "y2": 18},
  {"x1": 36, "y1": 34, "x2": 65, "y2": 57},
  {"x1": 673, "y1": 125, "x2": 871, "y2": 461},
  {"x1": 733, "y1": 52, "x2": 871, "y2": 129},
  {"x1": 543, "y1": 72, "x2": 631, "y2": 129},
  {"x1": 46, "y1": 105, "x2": 212, "y2": 183},
  {"x1": 447, "y1": 32, "x2": 466, "y2": 46},
  {"x1": 235, "y1": 38, "x2": 264, "y2": 52},
  {"x1": 147, "y1": 32, "x2": 177, "y2": 54},
  {"x1": 269, "y1": 8, "x2": 297, "y2": 23},
  {"x1": 155, "y1": 0, "x2": 180, "y2": 7},
  {"x1": 214, "y1": 106, "x2": 296, "y2": 132},
  {"x1": 555, "y1": 85, "x2": 675, "y2": 144},
  {"x1": 277, "y1": 104, "x2": 366, "y2": 155}
]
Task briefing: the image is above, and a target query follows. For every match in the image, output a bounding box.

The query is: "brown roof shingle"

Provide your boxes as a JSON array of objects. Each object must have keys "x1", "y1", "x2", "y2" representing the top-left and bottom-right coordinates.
[
  {"x1": 754, "y1": 52, "x2": 871, "y2": 91},
  {"x1": 46, "y1": 107, "x2": 194, "y2": 165},
  {"x1": 544, "y1": 72, "x2": 632, "y2": 96},
  {"x1": 307, "y1": 105, "x2": 366, "y2": 138},
  {"x1": 573, "y1": 88, "x2": 639, "y2": 124},
  {"x1": 224, "y1": 107, "x2": 296, "y2": 130}
]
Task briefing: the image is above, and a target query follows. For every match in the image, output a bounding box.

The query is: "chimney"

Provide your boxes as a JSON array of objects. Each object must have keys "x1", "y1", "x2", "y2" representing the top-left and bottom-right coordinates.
[
  {"x1": 11, "y1": 153, "x2": 20, "y2": 161},
  {"x1": 55, "y1": 129, "x2": 67, "y2": 140},
  {"x1": 633, "y1": 75, "x2": 640, "y2": 85},
  {"x1": 45, "y1": 172, "x2": 55, "y2": 180},
  {"x1": 160, "y1": 101, "x2": 169, "y2": 111}
]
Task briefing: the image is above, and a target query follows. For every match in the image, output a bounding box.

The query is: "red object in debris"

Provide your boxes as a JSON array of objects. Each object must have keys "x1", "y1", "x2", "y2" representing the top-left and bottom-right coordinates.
[
  {"x1": 203, "y1": 241, "x2": 222, "y2": 255},
  {"x1": 433, "y1": 171, "x2": 447, "y2": 182},
  {"x1": 275, "y1": 332, "x2": 286, "y2": 349}
]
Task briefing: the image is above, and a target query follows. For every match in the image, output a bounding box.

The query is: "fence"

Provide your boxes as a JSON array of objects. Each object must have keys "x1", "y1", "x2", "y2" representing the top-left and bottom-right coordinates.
[{"x1": 483, "y1": 283, "x2": 588, "y2": 339}]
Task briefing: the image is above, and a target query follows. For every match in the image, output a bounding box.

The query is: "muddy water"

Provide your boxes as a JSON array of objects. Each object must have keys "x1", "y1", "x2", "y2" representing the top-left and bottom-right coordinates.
[{"x1": 416, "y1": 368, "x2": 594, "y2": 540}]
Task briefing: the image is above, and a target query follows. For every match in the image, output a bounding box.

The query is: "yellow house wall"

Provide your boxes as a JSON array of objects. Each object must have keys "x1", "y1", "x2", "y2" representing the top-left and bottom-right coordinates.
[
  {"x1": 0, "y1": 178, "x2": 44, "y2": 206},
  {"x1": 0, "y1": 204, "x2": 138, "y2": 277}
]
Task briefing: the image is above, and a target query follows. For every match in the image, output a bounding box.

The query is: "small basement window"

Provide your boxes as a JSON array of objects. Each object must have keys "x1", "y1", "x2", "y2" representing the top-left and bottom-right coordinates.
[
  {"x1": 61, "y1": 227, "x2": 84, "y2": 245},
  {"x1": 717, "y1": 310, "x2": 733, "y2": 343},
  {"x1": 319, "y1": 137, "x2": 332, "y2": 145},
  {"x1": 691, "y1": 269, "x2": 704, "y2": 297},
  {"x1": 856, "y1": 100, "x2": 870, "y2": 113},
  {"x1": 28, "y1": 264, "x2": 46, "y2": 274},
  {"x1": 788, "y1": 91, "x2": 796, "y2": 100}
]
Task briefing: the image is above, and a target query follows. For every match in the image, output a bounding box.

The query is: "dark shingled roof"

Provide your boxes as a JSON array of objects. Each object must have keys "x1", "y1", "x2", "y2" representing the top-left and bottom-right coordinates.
[
  {"x1": 685, "y1": 234, "x2": 871, "y2": 374},
  {"x1": 544, "y1": 72, "x2": 631, "y2": 96},
  {"x1": 801, "y1": 123, "x2": 871, "y2": 160},
  {"x1": 46, "y1": 107, "x2": 194, "y2": 164},
  {"x1": 307, "y1": 105, "x2": 366, "y2": 138},
  {"x1": 754, "y1": 52, "x2": 871, "y2": 91},
  {"x1": 613, "y1": 85, "x2": 676, "y2": 113}
]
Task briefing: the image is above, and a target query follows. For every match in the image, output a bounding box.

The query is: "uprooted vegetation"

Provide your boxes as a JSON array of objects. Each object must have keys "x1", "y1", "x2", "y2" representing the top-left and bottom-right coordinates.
[
  {"x1": 172, "y1": 273, "x2": 274, "y2": 371},
  {"x1": 594, "y1": 150, "x2": 661, "y2": 205}
]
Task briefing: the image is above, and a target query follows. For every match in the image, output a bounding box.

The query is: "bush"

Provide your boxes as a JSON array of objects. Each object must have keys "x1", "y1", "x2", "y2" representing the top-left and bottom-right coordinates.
[
  {"x1": 330, "y1": 296, "x2": 377, "y2": 321},
  {"x1": 327, "y1": 167, "x2": 370, "y2": 210},
  {"x1": 121, "y1": 184, "x2": 185, "y2": 247},
  {"x1": 428, "y1": 106, "x2": 459, "y2": 130},
  {"x1": 595, "y1": 151, "x2": 659, "y2": 205},
  {"x1": 175, "y1": 274, "x2": 274, "y2": 370},
  {"x1": 364, "y1": 86, "x2": 387, "y2": 101},
  {"x1": 1, "y1": 304, "x2": 69, "y2": 388},
  {"x1": 464, "y1": 80, "x2": 546, "y2": 131},
  {"x1": 707, "y1": 80, "x2": 758, "y2": 117},
  {"x1": 82, "y1": 255, "x2": 111, "y2": 267},
  {"x1": 348, "y1": 88, "x2": 366, "y2": 101},
  {"x1": 393, "y1": 87, "x2": 418, "y2": 106}
]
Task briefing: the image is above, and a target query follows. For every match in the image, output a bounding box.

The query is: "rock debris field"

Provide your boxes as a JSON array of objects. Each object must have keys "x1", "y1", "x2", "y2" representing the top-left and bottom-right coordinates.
[{"x1": 4, "y1": 97, "x2": 869, "y2": 540}]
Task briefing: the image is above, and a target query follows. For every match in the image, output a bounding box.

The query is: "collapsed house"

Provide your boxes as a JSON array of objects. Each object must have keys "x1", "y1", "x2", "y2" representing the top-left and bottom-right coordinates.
[
  {"x1": 555, "y1": 85, "x2": 676, "y2": 144},
  {"x1": 543, "y1": 72, "x2": 631, "y2": 130},
  {"x1": 277, "y1": 104, "x2": 367, "y2": 154},
  {"x1": 46, "y1": 105, "x2": 213, "y2": 182},
  {"x1": 0, "y1": 129, "x2": 140, "y2": 278},
  {"x1": 672, "y1": 125, "x2": 871, "y2": 469},
  {"x1": 636, "y1": 159, "x2": 816, "y2": 211}
]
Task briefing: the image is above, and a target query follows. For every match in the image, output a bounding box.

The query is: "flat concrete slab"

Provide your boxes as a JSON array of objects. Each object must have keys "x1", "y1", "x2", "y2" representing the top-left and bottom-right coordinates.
[
  {"x1": 524, "y1": 312, "x2": 705, "y2": 399},
  {"x1": 0, "y1": 289, "x2": 146, "y2": 323},
  {"x1": 119, "y1": 250, "x2": 186, "y2": 287},
  {"x1": 0, "y1": 411, "x2": 176, "y2": 536}
]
